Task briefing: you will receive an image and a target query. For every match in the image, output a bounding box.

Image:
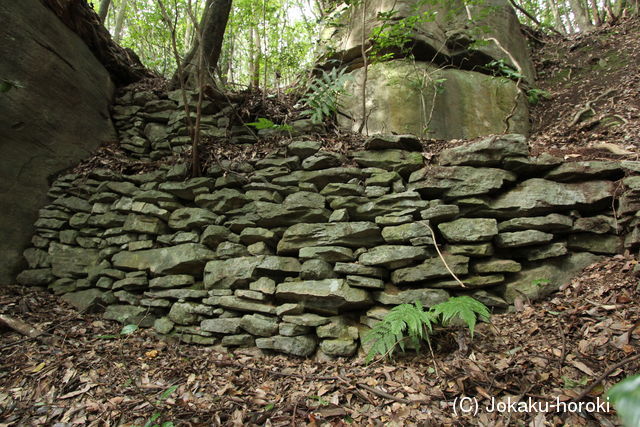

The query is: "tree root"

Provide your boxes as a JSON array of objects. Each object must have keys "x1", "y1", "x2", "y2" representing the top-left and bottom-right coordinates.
[{"x1": 569, "y1": 88, "x2": 617, "y2": 127}]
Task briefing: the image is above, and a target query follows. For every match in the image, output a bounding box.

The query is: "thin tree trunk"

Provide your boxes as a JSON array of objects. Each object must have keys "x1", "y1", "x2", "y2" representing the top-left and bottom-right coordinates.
[
  {"x1": 113, "y1": 0, "x2": 128, "y2": 42},
  {"x1": 568, "y1": 0, "x2": 594, "y2": 31},
  {"x1": 98, "y1": 0, "x2": 111, "y2": 22},
  {"x1": 173, "y1": 0, "x2": 233, "y2": 89},
  {"x1": 589, "y1": 0, "x2": 603, "y2": 25},
  {"x1": 250, "y1": 26, "x2": 261, "y2": 89},
  {"x1": 547, "y1": 0, "x2": 567, "y2": 33}
]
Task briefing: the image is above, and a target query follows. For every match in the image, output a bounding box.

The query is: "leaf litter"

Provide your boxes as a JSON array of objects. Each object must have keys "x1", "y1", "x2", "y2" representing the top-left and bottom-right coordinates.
[{"x1": 1, "y1": 255, "x2": 639, "y2": 426}]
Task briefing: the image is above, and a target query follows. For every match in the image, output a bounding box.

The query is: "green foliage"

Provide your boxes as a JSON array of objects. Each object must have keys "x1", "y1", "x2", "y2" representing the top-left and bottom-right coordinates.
[
  {"x1": 246, "y1": 117, "x2": 293, "y2": 131},
  {"x1": 526, "y1": 88, "x2": 551, "y2": 105},
  {"x1": 608, "y1": 374, "x2": 640, "y2": 427},
  {"x1": 369, "y1": 9, "x2": 436, "y2": 63},
  {"x1": 531, "y1": 278, "x2": 551, "y2": 287},
  {"x1": 299, "y1": 67, "x2": 352, "y2": 124},
  {"x1": 0, "y1": 79, "x2": 24, "y2": 93},
  {"x1": 96, "y1": 323, "x2": 139, "y2": 339},
  {"x1": 562, "y1": 375, "x2": 589, "y2": 389},
  {"x1": 430, "y1": 296, "x2": 490, "y2": 337},
  {"x1": 487, "y1": 59, "x2": 525, "y2": 81},
  {"x1": 363, "y1": 296, "x2": 490, "y2": 363}
]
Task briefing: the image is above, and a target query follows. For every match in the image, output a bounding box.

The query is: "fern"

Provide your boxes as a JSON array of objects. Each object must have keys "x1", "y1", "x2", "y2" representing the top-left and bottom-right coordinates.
[
  {"x1": 299, "y1": 67, "x2": 352, "y2": 124},
  {"x1": 430, "y1": 296, "x2": 490, "y2": 338},
  {"x1": 364, "y1": 296, "x2": 490, "y2": 363}
]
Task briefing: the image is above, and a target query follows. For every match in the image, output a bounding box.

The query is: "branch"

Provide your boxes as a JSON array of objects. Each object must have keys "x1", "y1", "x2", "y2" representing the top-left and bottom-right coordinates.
[
  {"x1": 0, "y1": 314, "x2": 44, "y2": 338},
  {"x1": 421, "y1": 221, "x2": 466, "y2": 288},
  {"x1": 571, "y1": 353, "x2": 640, "y2": 403}
]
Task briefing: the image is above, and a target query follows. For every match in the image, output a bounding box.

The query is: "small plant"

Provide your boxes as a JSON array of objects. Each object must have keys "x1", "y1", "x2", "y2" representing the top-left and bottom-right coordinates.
[
  {"x1": 486, "y1": 59, "x2": 525, "y2": 80},
  {"x1": 96, "y1": 323, "x2": 139, "y2": 340},
  {"x1": 246, "y1": 117, "x2": 293, "y2": 132},
  {"x1": 299, "y1": 67, "x2": 353, "y2": 124},
  {"x1": 363, "y1": 296, "x2": 490, "y2": 363},
  {"x1": 608, "y1": 374, "x2": 640, "y2": 427},
  {"x1": 526, "y1": 88, "x2": 551, "y2": 105},
  {"x1": 531, "y1": 278, "x2": 551, "y2": 287}
]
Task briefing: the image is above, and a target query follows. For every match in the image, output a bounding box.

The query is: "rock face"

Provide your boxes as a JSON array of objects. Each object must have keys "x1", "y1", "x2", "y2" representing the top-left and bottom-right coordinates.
[
  {"x1": 326, "y1": 0, "x2": 534, "y2": 138},
  {"x1": 338, "y1": 62, "x2": 529, "y2": 139},
  {"x1": 0, "y1": 0, "x2": 115, "y2": 283}
]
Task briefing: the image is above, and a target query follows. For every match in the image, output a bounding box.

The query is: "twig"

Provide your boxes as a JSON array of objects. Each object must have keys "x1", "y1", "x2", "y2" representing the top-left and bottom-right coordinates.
[
  {"x1": 421, "y1": 221, "x2": 466, "y2": 288},
  {"x1": 569, "y1": 88, "x2": 617, "y2": 127},
  {"x1": 571, "y1": 353, "x2": 640, "y2": 403},
  {"x1": 356, "y1": 383, "x2": 413, "y2": 404},
  {"x1": 0, "y1": 314, "x2": 44, "y2": 338},
  {"x1": 504, "y1": 77, "x2": 522, "y2": 133},
  {"x1": 559, "y1": 326, "x2": 567, "y2": 367}
]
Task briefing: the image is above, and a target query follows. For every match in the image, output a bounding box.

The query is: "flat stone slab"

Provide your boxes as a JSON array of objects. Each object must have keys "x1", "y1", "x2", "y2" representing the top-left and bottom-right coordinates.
[{"x1": 277, "y1": 222, "x2": 383, "y2": 253}]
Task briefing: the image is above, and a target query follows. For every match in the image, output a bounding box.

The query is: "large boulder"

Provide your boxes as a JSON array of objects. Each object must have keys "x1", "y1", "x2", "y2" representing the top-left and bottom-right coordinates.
[
  {"x1": 323, "y1": 0, "x2": 534, "y2": 82},
  {"x1": 0, "y1": 0, "x2": 115, "y2": 283},
  {"x1": 338, "y1": 61, "x2": 529, "y2": 139}
]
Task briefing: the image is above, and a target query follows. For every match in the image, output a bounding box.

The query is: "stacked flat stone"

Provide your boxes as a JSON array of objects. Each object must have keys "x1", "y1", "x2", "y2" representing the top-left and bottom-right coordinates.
[{"x1": 17, "y1": 96, "x2": 640, "y2": 358}]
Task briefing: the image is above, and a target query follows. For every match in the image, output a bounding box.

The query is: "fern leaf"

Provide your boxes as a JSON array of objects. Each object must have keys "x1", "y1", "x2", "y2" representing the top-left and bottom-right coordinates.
[{"x1": 430, "y1": 296, "x2": 490, "y2": 338}]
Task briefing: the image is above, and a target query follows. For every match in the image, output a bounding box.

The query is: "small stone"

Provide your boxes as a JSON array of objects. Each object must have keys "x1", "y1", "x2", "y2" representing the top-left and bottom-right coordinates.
[
  {"x1": 346, "y1": 275, "x2": 385, "y2": 289},
  {"x1": 222, "y1": 334, "x2": 255, "y2": 347},
  {"x1": 279, "y1": 322, "x2": 311, "y2": 336},
  {"x1": 235, "y1": 289, "x2": 267, "y2": 301},
  {"x1": 255, "y1": 335, "x2": 317, "y2": 357},
  {"x1": 281, "y1": 313, "x2": 330, "y2": 327},
  {"x1": 276, "y1": 303, "x2": 304, "y2": 316},
  {"x1": 329, "y1": 209, "x2": 350, "y2": 222},
  {"x1": 299, "y1": 246, "x2": 354, "y2": 262},
  {"x1": 333, "y1": 262, "x2": 387, "y2": 278},
  {"x1": 438, "y1": 218, "x2": 498, "y2": 243},
  {"x1": 358, "y1": 245, "x2": 429, "y2": 269},
  {"x1": 240, "y1": 314, "x2": 279, "y2": 337},
  {"x1": 320, "y1": 339, "x2": 358, "y2": 357},
  {"x1": 567, "y1": 234, "x2": 623, "y2": 255},
  {"x1": 446, "y1": 243, "x2": 494, "y2": 257},
  {"x1": 391, "y1": 255, "x2": 469, "y2": 284},
  {"x1": 201, "y1": 318, "x2": 242, "y2": 334},
  {"x1": 154, "y1": 317, "x2": 175, "y2": 334},
  {"x1": 250, "y1": 277, "x2": 276, "y2": 294},
  {"x1": 300, "y1": 259, "x2": 336, "y2": 280},
  {"x1": 494, "y1": 230, "x2": 554, "y2": 248},
  {"x1": 473, "y1": 259, "x2": 521, "y2": 274}
]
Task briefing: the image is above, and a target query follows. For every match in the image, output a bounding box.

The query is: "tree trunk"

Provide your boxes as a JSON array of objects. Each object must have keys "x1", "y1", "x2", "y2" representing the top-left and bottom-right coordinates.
[
  {"x1": 547, "y1": 0, "x2": 567, "y2": 34},
  {"x1": 98, "y1": 0, "x2": 111, "y2": 22},
  {"x1": 113, "y1": 0, "x2": 128, "y2": 42},
  {"x1": 173, "y1": 0, "x2": 233, "y2": 89},
  {"x1": 589, "y1": 0, "x2": 603, "y2": 25},
  {"x1": 249, "y1": 25, "x2": 261, "y2": 89},
  {"x1": 568, "y1": 0, "x2": 594, "y2": 31}
]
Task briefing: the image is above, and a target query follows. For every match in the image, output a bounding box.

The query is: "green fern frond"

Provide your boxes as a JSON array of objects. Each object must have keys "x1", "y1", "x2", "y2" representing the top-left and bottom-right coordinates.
[{"x1": 430, "y1": 296, "x2": 490, "y2": 338}]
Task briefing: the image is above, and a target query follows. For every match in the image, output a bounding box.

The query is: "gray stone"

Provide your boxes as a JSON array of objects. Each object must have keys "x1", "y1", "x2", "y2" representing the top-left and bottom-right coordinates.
[
  {"x1": 573, "y1": 216, "x2": 616, "y2": 234},
  {"x1": 144, "y1": 289, "x2": 208, "y2": 300},
  {"x1": 520, "y1": 242, "x2": 568, "y2": 261},
  {"x1": 420, "y1": 205, "x2": 459, "y2": 223},
  {"x1": 495, "y1": 230, "x2": 554, "y2": 248},
  {"x1": 409, "y1": 166, "x2": 516, "y2": 198},
  {"x1": 255, "y1": 335, "x2": 317, "y2": 357},
  {"x1": 391, "y1": 255, "x2": 469, "y2": 284},
  {"x1": 201, "y1": 318, "x2": 242, "y2": 334},
  {"x1": 346, "y1": 275, "x2": 385, "y2": 289},
  {"x1": 321, "y1": 183, "x2": 364, "y2": 197},
  {"x1": 355, "y1": 191, "x2": 428, "y2": 221},
  {"x1": 329, "y1": 208, "x2": 350, "y2": 222},
  {"x1": 16, "y1": 268, "x2": 55, "y2": 286},
  {"x1": 282, "y1": 313, "x2": 330, "y2": 327},
  {"x1": 439, "y1": 134, "x2": 528, "y2": 167},
  {"x1": 123, "y1": 214, "x2": 166, "y2": 234},
  {"x1": 567, "y1": 234, "x2": 623, "y2": 255},
  {"x1": 201, "y1": 225, "x2": 238, "y2": 249},
  {"x1": 195, "y1": 189, "x2": 248, "y2": 213},
  {"x1": 277, "y1": 222, "x2": 383, "y2": 253},
  {"x1": 499, "y1": 252, "x2": 602, "y2": 303},
  {"x1": 235, "y1": 289, "x2": 266, "y2": 301},
  {"x1": 250, "y1": 277, "x2": 276, "y2": 294},
  {"x1": 169, "y1": 208, "x2": 223, "y2": 230},
  {"x1": 359, "y1": 245, "x2": 429, "y2": 269},
  {"x1": 302, "y1": 152, "x2": 344, "y2": 170},
  {"x1": 287, "y1": 140, "x2": 322, "y2": 158},
  {"x1": 299, "y1": 246, "x2": 354, "y2": 262},
  {"x1": 154, "y1": 317, "x2": 175, "y2": 334},
  {"x1": 320, "y1": 339, "x2": 358, "y2": 357},
  {"x1": 352, "y1": 150, "x2": 423, "y2": 177},
  {"x1": 49, "y1": 243, "x2": 100, "y2": 278},
  {"x1": 112, "y1": 276, "x2": 148, "y2": 291},
  {"x1": 221, "y1": 334, "x2": 255, "y2": 347},
  {"x1": 276, "y1": 279, "x2": 372, "y2": 314},
  {"x1": 375, "y1": 214, "x2": 413, "y2": 226},
  {"x1": 112, "y1": 243, "x2": 216, "y2": 275},
  {"x1": 300, "y1": 259, "x2": 336, "y2": 280},
  {"x1": 545, "y1": 161, "x2": 623, "y2": 182},
  {"x1": 333, "y1": 262, "x2": 387, "y2": 278},
  {"x1": 373, "y1": 286, "x2": 450, "y2": 306},
  {"x1": 61, "y1": 289, "x2": 113, "y2": 312},
  {"x1": 381, "y1": 222, "x2": 432, "y2": 244},
  {"x1": 250, "y1": 201, "x2": 330, "y2": 227},
  {"x1": 438, "y1": 219, "x2": 498, "y2": 243},
  {"x1": 276, "y1": 303, "x2": 305, "y2": 316},
  {"x1": 279, "y1": 322, "x2": 311, "y2": 336},
  {"x1": 283, "y1": 192, "x2": 326, "y2": 209},
  {"x1": 218, "y1": 296, "x2": 276, "y2": 314},
  {"x1": 240, "y1": 314, "x2": 279, "y2": 337},
  {"x1": 486, "y1": 179, "x2": 615, "y2": 218},
  {"x1": 104, "y1": 305, "x2": 151, "y2": 326},
  {"x1": 216, "y1": 242, "x2": 250, "y2": 259},
  {"x1": 168, "y1": 302, "x2": 215, "y2": 325},
  {"x1": 240, "y1": 227, "x2": 275, "y2": 245},
  {"x1": 159, "y1": 178, "x2": 214, "y2": 200},
  {"x1": 366, "y1": 171, "x2": 402, "y2": 187},
  {"x1": 473, "y1": 259, "x2": 521, "y2": 274},
  {"x1": 498, "y1": 214, "x2": 573, "y2": 232}
]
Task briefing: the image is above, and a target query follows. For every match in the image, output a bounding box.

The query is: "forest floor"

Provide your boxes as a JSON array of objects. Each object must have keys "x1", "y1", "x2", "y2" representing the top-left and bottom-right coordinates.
[{"x1": 2, "y1": 16, "x2": 640, "y2": 427}]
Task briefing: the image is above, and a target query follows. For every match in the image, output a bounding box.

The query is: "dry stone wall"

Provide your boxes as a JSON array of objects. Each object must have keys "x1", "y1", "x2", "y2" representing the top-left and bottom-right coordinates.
[{"x1": 16, "y1": 91, "x2": 640, "y2": 358}]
